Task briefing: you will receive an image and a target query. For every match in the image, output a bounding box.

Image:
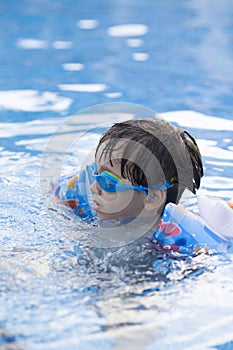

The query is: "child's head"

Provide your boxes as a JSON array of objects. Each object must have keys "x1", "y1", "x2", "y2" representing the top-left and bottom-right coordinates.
[{"x1": 90, "y1": 119, "x2": 203, "y2": 222}]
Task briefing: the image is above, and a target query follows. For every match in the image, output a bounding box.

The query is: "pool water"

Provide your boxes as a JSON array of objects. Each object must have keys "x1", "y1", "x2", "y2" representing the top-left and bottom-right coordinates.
[{"x1": 0, "y1": 0, "x2": 233, "y2": 349}]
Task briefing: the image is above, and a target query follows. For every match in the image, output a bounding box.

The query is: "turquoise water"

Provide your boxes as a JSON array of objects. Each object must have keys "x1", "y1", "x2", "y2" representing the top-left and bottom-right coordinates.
[{"x1": 0, "y1": 0, "x2": 233, "y2": 349}]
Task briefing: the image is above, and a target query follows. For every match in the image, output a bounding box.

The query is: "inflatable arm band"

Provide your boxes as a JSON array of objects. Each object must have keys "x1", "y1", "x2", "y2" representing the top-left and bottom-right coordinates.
[{"x1": 50, "y1": 164, "x2": 96, "y2": 221}]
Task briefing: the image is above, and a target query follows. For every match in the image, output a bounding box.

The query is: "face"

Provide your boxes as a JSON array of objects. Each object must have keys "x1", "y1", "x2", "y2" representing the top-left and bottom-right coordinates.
[{"x1": 90, "y1": 142, "x2": 146, "y2": 221}]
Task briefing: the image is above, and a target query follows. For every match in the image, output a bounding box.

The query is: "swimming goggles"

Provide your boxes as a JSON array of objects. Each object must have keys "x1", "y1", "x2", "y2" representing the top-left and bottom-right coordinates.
[{"x1": 94, "y1": 170, "x2": 173, "y2": 201}]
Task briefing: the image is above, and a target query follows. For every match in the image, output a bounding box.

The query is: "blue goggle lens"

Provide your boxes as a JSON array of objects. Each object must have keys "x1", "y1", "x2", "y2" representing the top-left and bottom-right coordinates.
[
  {"x1": 94, "y1": 170, "x2": 173, "y2": 196},
  {"x1": 95, "y1": 171, "x2": 120, "y2": 193}
]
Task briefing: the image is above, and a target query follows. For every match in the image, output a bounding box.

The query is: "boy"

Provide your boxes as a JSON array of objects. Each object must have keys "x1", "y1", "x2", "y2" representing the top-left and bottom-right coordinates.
[
  {"x1": 51, "y1": 119, "x2": 232, "y2": 254},
  {"x1": 90, "y1": 118, "x2": 202, "y2": 220}
]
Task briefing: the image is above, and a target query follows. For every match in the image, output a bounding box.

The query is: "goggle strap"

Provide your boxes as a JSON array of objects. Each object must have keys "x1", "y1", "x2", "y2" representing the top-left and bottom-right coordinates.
[{"x1": 115, "y1": 184, "x2": 157, "y2": 203}]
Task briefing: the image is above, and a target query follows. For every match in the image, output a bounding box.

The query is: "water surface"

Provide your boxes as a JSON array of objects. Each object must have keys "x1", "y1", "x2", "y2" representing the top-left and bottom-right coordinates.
[{"x1": 0, "y1": 0, "x2": 233, "y2": 349}]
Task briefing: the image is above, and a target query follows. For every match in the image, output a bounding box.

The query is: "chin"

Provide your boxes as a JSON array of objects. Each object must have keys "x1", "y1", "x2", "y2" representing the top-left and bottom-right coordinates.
[
  {"x1": 96, "y1": 209, "x2": 124, "y2": 221},
  {"x1": 96, "y1": 210, "x2": 113, "y2": 220}
]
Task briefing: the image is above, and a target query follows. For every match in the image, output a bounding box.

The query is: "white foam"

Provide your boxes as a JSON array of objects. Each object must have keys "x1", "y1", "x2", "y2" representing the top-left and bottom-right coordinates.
[
  {"x1": 107, "y1": 24, "x2": 148, "y2": 37},
  {"x1": 0, "y1": 111, "x2": 135, "y2": 139},
  {"x1": 132, "y1": 52, "x2": 149, "y2": 61},
  {"x1": 161, "y1": 110, "x2": 233, "y2": 131},
  {"x1": 200, "y1": 176, "x2": 233, "y2": 190},
  {"x1": 77, "y1": 19, "x2": 98, "y2": 29},
  {"x1": 16, "y1": 38, "x2": 48, "y2": 49},
  {"x1": 205, "y1": 160, "x2": 233, "y2": 167},
  {"x1": 105, "y1": 92, "x2": 122, "y2": 99},
  {"x1": 198, "y1": 140, "x2": 233, "y2": 160},
  {"x1": 15, "y1": 138, "x2": 49, "y2": 151},
  {"x1": 59, "y1": 84, "x2": 107, "y2": 92},
  {"x1": 161, "y1": 111, "x2": 233, "y2": 161},
  {"x1": 0, "y1": 90, "x2": 72, "y2": 112},
  {"x1": 126, "y1": 39, "x2": 144, "y2": 47},
  {"x1": 62, "y1": 63, "x2": 84, "y2": 71},
  {"x1": 52, "y1": 41, "x2": 73, "y2": 49},
  {"x1": 0, "y1": 119, "x2": 61, "y2": 138}
]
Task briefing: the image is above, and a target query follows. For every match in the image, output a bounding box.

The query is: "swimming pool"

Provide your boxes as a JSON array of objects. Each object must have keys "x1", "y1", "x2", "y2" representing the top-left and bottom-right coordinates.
[{"x1": 0, "y1": 0, "x2": 233, "y2": 349}]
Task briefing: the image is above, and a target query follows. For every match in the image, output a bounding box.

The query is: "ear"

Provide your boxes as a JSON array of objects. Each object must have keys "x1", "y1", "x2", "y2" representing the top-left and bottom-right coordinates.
[{"x1": 144, "y1": 190, "x2": 166, "y2": 212}]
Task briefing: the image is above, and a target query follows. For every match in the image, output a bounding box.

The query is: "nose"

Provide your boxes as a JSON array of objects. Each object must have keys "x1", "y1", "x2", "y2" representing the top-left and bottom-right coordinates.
[{"x1": 90, "y1": 180, "x2": 101, "y2": 195}]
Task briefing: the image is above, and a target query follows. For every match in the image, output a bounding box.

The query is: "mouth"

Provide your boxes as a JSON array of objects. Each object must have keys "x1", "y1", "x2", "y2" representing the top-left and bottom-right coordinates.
[
  {"x1": 92, "y1": 198, "x2": 110, "y2": 219},
  {"x1": 92, "y1": 198, "x2": 102, "y2": 212}
]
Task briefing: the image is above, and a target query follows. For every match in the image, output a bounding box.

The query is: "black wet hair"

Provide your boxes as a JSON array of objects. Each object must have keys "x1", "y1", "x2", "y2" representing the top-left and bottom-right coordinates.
[{"x1": 95, "y1": 119, "x2": 203, "y2": 207}]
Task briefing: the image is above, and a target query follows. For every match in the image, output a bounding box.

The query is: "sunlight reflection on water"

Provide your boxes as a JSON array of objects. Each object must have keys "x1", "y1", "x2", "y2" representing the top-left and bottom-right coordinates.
[
  {"x1": 1, "y1": 111, "x2": 233, "y2": 349},
  {"x1": 0, "y1": 0, "x2": 233, "y2": 348}
]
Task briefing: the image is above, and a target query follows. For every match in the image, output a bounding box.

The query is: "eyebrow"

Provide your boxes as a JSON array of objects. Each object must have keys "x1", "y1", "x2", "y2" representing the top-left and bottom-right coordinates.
[
  {"x1": 98, "y1": 165, "x2": 113, "y2": 174},
  {"x1": 97, "y1": 165, "x2": 123, "y2": 180}
]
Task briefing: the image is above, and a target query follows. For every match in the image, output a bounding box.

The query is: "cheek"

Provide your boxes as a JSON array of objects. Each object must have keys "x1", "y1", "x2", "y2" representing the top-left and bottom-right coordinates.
[
  {"x1": 102, "y1": 192, "x2": 119, "y2": 202},
  {"x1": 123, "y1": 191, "x2": 145, "y2": 211},
  {"x1": 101, "y1": 192, "x2": 128, "y2": 208},
  {"x1": 105, "y1": 191, "x2": 145, "y2": 215}
]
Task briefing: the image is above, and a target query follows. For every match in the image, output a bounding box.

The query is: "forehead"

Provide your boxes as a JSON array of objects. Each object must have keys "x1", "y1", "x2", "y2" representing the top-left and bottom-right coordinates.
[{"x1": 95, "y1": 139, "x2": 125, "y2": 166}]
